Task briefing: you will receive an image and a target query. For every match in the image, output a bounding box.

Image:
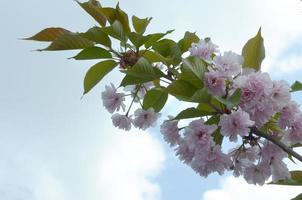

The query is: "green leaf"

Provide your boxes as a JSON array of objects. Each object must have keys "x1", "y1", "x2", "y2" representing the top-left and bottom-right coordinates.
[
  {"x1": 72, "y1": 46, "x2": 112, "y2": 60},
  {"x1": 174, "y1": 107, "x2": 206, "y2": 120},
  {"x1": 205, "y1": 115, "x2": 224, "y2": 145},
  {"x1": 25, "y1": 27, "x2": 71, "y2": 41},
  {"x1": 120, "y1": 58, "x2": 165, "y2": 86},
  {"x1": 129, "y1": 32, "x2": 149, "y2": 48},
  {"x1": 152, "y1": 39, "x2": 182, "y2": 66},
  {"x1": 140, "y1": 50, "x2": 169, "y2": 64},
  {"x1": 213, "y1": 128, "x2": 224, "y2": 145},
  {"x1": 102, "y1": 20, "x2": 127, "y2": 42},
  {"x1": 80, "y1": 27, "x2": 111, "y2": 47},
  {"x1": 132, "y1": 15, "x2": 152, "y2": 34},
  {"x1": 242, "y1": 28, "x2": 265, "y2": 71},
  {"x1": 144, "y1": 30, "x2": 174, "y2": 48},
  {"x1": 77, "y1": 0, "x2": 106, "y2": 27},
  {"x1": 291, "y1": 81, "x2": 302, "y2": 92},
  {"x1": 152, "y1": 39, "x2": 178, "y2": 57},
  {"x1": 166, "y1": 80, "x2": 198, "y2": 101},
  {"x1": 83, "y1": 60, "x2": 118, "y2": 94},
  {"x1": 40, "y1": 33, "x2": 94, "y2": 51},
  {"x1": 197, "y1": 103, "x2": 216, "y2": 115},
  {"x1": 189, "y1": 88, "x2": 211, "y2": 103},
  {"x1": 178, "y1": 31, "x2": 200, "y2": 53},
  {"x1": 270, "y1": 171, "x2": 302, "y2": 186},
  {"x1": 181, "y1": 56, "x2": 206, "y2": 85},
  {"x1": 291, "y1": 193, "x2": 302, "y2": 200},
  {"x1": 101, "y1": 3, "x2": 131, "y2": 33},
  {"x1": 182, "y1": 56, "x2": 205, "y2": 80},
  {"x1": 216, "y1": 89, "x2": 242, "y2": 109},
  {"x1": 143, "y1": 87, "x2": 168, "y2": 112}
]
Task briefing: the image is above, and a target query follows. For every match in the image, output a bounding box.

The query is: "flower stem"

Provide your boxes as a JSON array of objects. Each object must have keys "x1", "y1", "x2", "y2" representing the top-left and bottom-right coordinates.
[
  {"x1": 125, "y1": 85, "x2": 141, "y2": 117},
  {"x1": 250, "y1": 126, "x2": 302, "y2": 163}
]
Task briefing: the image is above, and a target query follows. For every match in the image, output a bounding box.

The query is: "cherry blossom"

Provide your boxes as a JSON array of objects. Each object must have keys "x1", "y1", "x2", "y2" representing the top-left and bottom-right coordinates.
[
  {"x1": 219, "y1": 109, "x2": 254, "y2": 142},
  {"x1": 204, "y1": 70, "x2": 227, "y2": 97},
  {"x1": 111, "y1": 114, "x2": 132, "y2": 131},
  {"x1": 189, "y1": 39, "x2": 219, "y2": 61},
  {"x1": 132, "y1": 108, "x2": 161, "y2": 130},
  {"x1": 213, "y1": 51, "x2": 243, "y2": 77},
  {"x1": 191, "y1": 145, "x2": 232, "y2": 177},
  {"x1": 101, "y1": 83, "x2": 126, "y2": 113},
  {"x1": 160, "y1": 117, "x2": 180, "y2": 146}
]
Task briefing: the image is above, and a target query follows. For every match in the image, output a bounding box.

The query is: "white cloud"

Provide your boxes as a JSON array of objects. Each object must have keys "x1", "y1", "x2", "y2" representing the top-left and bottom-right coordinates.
[
  {"x1": 0, "y1": 125, "x2": 165, "y2": 200},
  {"x1": 96, "y1": 133, "x2": 165, "y2": 200},
  {"x1": 203, "y1": 176, "x2": 302, "y2": 200}
]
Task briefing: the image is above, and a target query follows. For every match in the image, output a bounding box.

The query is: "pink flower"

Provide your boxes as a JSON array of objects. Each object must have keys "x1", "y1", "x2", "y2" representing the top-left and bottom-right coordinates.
[
  {"x1": 270, "y1": 159, "x2": 291, "y2": 183},
  {"x1": 233, "y1": 72, "x2": 275, "y2": 126},
  {"x1": 279, "y1": 101, "x2": 300, "y2": 129},
  {"x1": 204, "y1": 71, "x2": 227, "y2": 97},
  {"x1": 282, "y1": 113, "x2": 302, "y2": 145},
  {"x1": 111, "y1": 114, "x2": 132, "y2": 131},
  {"x1": 250, "y1": 101, "x2": 275, "y2": 127},
  {"x1": 261, "y1": 141, "x2": 287, "y2": 162},
  {"x1": 132, "y1": 108, "x2": 161, "y2": 130},
  {"x1": 191, "y1": 145, "x2": 232, "y2": 177},
  {"x1": 160, "y1": 117, "x2": 180, "y2": 146},
  {"x1": 271, "y1": 80, "x2": 291, "y2": 110},
  {"x1": 175, "y1": 139, "x2": 195, "y2": 164},
  {"x1": 243, "y1": 162, "x2": 271, "y2": 185},
  {"x1": 219, "y1": 109, "x2": 254, "y2": 142},
  {"x1": 189, "y1": 39, "x2": 219, "y2": 61},
  {"x1": 230, "y1": 146, "x2": 259, "y2": 177},
  {"x1": 184, "y1": 119, "x2": 217, "y2": 153},
  {"x1": 213, "y1": 51, "x2": 243, "y2": 77},
  {"x1": 233, "y1": 72, "x2": 273, "y2": 111},
  {"x1": 101, "y1": 83, "x2": 126, "y2": 113}
]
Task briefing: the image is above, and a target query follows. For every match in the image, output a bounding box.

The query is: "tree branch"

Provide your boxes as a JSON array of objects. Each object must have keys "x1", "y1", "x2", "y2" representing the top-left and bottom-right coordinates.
[{"x1": 250, "y1": 126, "x2": 302, "y2": 163}]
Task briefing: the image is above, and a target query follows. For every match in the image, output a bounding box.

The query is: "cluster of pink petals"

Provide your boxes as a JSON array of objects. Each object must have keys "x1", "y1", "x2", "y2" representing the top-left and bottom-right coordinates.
[
  {"x1": 162, "y1": 118, "x2": 232, "y2": 177},
  {"x1": 102, "y1": 37, "x2": 302, "y2": 186},
  {"x1": 160, "y1": 39, "x2": 302, "y2": 184},
  {"x1": 102, "y1": 83, "x2": 160, "y2": 131},
  {"x1": 189, "y1": 39, "x2": 219, "y2": 62},
  {"x1": 219, "y1": 109, "x2": 254, "y2": 142},
  {"x1": 101, "y1": 83, "x2": 126, "y2": 113}
]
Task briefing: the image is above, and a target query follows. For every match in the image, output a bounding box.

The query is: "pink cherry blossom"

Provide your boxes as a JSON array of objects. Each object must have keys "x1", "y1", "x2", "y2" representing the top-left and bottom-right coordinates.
[
  {"x1": 282, "y1": 113, "x2": 302, "y2": 145},
  {"x1": 184, "y1": 119, "x2": 217, "y2": 153},
  {"x1": 189, "y1": 39, "x2": 219, "y2": 61},
  {"x1": 204, "y1": 71, "x2": 227, "y2": 97},
  {"x1": 219, "y1": 109, "x2": 254, "y2": 142},
  {"x1": 261, "y1": 141, "x2": 287, "y2": 162},
  {"x1": 250, "y1": 101, "x2": 275, "y2": 127},
  {"x1": 111, "y1": 114, "x2": 132, "y2": 131},
  {"x1": 233, "y1": 71, "x2": 273, "y2": 111},
  {"x1": 270, "y1": 159, "x2": 291, "y2": 183},
  {"x1": 175, "y1": 139, "x2": 195, "y2": 164},
  {"x1": 160, "y1": 117, "x2": 180, "y2": 146},
  {"x1": 132, "y1": 108, "x2": 161, "y2": 130},
  {"x1": 191, "y1": 145, "x2": 232, "y2": 177},
  {"x1": 230, "y1": 146, "x2": 260, "y2": 177},
  {"x1": 279, "y1": 101, "x2": 300, "y2": 129},
  {"x1": 101, "y1": 83, "x2": 126, "y2": 113},
  {"x1": 243, "y1": 162, "x2": 271, "y2": 185},
  {"x1": 213, "y1": 51, "x2": 243, "y2": 77},
  {"x1": 270, "y1": 80, "x2": 291, "y2": 110}
]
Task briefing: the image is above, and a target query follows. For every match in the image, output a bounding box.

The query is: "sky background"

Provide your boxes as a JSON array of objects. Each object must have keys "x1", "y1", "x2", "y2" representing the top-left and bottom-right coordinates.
[{"x1": 1, "y1": 0, "x2": 302, "y2": 199}]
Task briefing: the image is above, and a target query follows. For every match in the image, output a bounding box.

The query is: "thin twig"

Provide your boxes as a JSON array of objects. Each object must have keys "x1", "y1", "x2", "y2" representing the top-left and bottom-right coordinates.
[{"x1": 250, "y1": 126, "x2": 302, "y2": 163}]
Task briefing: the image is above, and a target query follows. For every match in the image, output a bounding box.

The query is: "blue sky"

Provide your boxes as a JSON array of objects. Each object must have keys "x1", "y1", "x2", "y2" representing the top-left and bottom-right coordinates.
[{"x1": 1, "y1": 0, "x2": 302, "y2": 199}]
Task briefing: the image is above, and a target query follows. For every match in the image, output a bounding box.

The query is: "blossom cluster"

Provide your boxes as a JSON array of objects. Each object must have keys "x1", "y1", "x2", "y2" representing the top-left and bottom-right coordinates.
[
  {"x1": 101, "y1": 82, "x2": 160, "y2": 131},
  {"x1": 101, "y1": 38, "x2": 302, "y2": 185}
]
